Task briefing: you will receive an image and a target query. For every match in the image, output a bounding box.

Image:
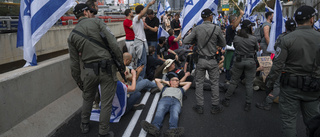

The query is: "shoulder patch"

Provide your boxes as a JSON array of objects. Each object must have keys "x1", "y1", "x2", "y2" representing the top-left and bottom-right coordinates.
[{"x1": 275, "y1": 46, "x2": 281, "y2": 58}]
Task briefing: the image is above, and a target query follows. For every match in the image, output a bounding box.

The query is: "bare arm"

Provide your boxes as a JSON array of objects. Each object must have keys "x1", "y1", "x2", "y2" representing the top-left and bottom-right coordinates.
[
  {"x1": 264, "y1": 26, "x2": 270, "y2": 45},
  {"x1": 180, "y1": 72, "x2": 190, "y2": 82},
  {"x1": 180, "y1": 81, "x2": 192, "y2": 91},
  {"x1": 184, "y1": 62, "x2": 188, "y2": 73},
  {"x1": 144, "y1": 22, "x2": 158, "y2": 32},
  {"x1": 232, "y1": 10, "x2": 244, "y2": 30},
  {"x1": 157, "y1": 55, "x2": 166, "y2": 62},
  {"x1": 138, "y1": 0, "x2": 155, "y2": 20},
  {"x1": 173, "y1": 33, "x2": 181, "y2": 42},
  {"x1": 127, "y1": 70, "x2": 137, "y2": 92},
  {"x1": 155, "y1": 78, "x2": 164, "y2": 91},
  {"x1": 129, "y1": 25, "x2": 133, "y2": 29}
]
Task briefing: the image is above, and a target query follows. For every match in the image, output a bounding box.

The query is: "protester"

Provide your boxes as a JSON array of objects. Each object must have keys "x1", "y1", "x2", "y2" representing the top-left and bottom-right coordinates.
[
  {"x1": 260, "y1": 11, "x2": 273, "y2": 56},
  {"x1": 221, "y1": 20, "x2": 259, "y2": 112},
  {"x1": 171, "y1": 13, "x2": 181, "y2": 37},
  {"x1": 157, "y1": 36, "x2": 179, "y2": 62},
  {"x1": 132, "y1": 0, "x2": 156, "y2": 78},
  {"x1": 146, "y1": 46, "x2": 164, "y2": 81},
  {"x1": 123, "y1": 9, "x2": 136, "y2": 67},
  {"x1": 224, "y1": 10, "x2": 244, "y2": 84},
  {"x1": 144, "y1": 9, "x2": 159, "y2": 58},
  {"x1": 168, "y1": 29, "x2": 181, "y2": 51},
  {"x1": 141, "y1": 77, "x2": 192, "y2": 137},
  {"x1": 183, "y1": 9, "x2": 226, "y2": 114},
  {"x1": 265, "y1": 6, "x2": 320, "y2": 137},
  {"x1": 68, "y1": 4, "x2": 123, "y2": 136},
  {"x1": 162, "y1": 59, "x2": 192, "y2": 82}
]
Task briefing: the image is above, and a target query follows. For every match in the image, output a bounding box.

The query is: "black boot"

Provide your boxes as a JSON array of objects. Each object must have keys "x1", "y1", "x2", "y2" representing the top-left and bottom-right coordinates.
[{"x1": 256, "y1": 101, "x2": 272, "y2": 111}]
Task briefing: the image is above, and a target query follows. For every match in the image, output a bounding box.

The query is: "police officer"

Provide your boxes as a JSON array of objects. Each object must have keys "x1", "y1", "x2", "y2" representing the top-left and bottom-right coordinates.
[
  {"x1": 265, "y1": 5, "x2": 320, "y2": 137},
  {"x1": 221, "y1": 20, "x2": 258, "y2": 112},
  {"x1": 256, "y1": 18, "x2": 297, "y2": 111},
  {"x1": 68, "y1": 4, "x2": 124, "y2": 137},
  {"x1": 183, "y1": 9, "x2": 226, "y2": 114}
]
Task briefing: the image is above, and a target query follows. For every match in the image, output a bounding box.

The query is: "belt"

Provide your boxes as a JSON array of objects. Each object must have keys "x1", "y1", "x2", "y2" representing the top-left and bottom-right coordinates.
[
  {"x1": 198, "y1": 55, "x2": 216, "y2": 60},
  {"x1": 84, "y1": 60, "x2": 114, "y2": 69},
  {"x1": 83, "y1": 60, "x2": 114, "y2": 76}
]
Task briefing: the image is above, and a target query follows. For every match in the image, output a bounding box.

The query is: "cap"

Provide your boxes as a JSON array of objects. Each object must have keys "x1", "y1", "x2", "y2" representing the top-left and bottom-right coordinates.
[
  {"x1": 285, "y1": 18, "x2": 296, "y2": 28},
  {"x1": 241, "y1": 20, "x2": 255, "y2": 28},
  {"x1": 294, "y1": 5, "x2": 317, "y2": 20},
  {"x1": 73, "y1": 3, "x2": 96, "y2": 15},
  {"x1": 201, "y1": 8, "x2": 215, "y2": 18}
]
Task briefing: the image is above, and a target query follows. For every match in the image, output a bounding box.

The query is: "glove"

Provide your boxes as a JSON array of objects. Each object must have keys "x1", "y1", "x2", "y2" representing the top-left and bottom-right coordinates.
[{"x1": 77, "y1": 81, "x2": 84, "y2": 91}]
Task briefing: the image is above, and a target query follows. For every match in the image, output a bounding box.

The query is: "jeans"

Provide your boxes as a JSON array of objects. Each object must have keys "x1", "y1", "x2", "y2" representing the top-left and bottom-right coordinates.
[
  {"x1": 125, "y1": 91, "x2": 141, "y2": 113},
  {"x1": 152, "y1": 97, "x2": 181, "y2": 129},
  {"x1": 147, "y1": 41, "x2": 158, "y2": 58},
  {"x1": 137, "y1": 44, "x2": 147, "y2": 78}
]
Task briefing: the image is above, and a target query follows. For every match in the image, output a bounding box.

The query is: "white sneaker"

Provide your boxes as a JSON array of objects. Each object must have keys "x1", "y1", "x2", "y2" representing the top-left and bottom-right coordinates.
[{"x1": 253, "y1": 86, "x2": 260, "y2": 91}]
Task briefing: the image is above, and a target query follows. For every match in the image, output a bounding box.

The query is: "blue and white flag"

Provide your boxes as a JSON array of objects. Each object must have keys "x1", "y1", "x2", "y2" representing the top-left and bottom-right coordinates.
[
  {"x1": 17, "y1": 0, "x2": 74, "y2": 66},
  {"x1": 165, "y1": 0, "x2": 171, "y2": 11},
  {"x1": 238, "y1": 0, "x2": 244, "y2": 5},
  {"x1": 244, "y1": 0, "x2": 262, "y2": 18},
  {"x1": 181, "y1": 0, "x2": 219, "y2": 37},
  {"x1": 265, "y1": 6, "x2": 274, "y2": 12},
  {"x1": 267, "y1": 0, "x2": 285, "y2": 53},
  {"x1": 91, "y1": 81, "x2": 127, "y2": 123},
  {"x1": 248, "y1": 14, "x2": 258, "y2": 23},
  {"x1": 158, "y1": 26, "x2": 170, "y2": 40},
  {"x1": 156, "y1": 1, "x2": 165, "y2": 24},
  {"x1": 314, "y1": 19, "x2": 320, "y2": 30}
]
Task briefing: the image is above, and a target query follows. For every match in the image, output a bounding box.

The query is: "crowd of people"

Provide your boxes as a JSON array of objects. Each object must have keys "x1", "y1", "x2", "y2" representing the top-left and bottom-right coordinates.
[{"x1": 67, "y1": 0, "x2": 320, "y2": 136}]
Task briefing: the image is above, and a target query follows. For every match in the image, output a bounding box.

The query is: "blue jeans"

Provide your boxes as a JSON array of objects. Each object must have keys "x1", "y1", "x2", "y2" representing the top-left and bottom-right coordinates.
[
  {"x1": 132, "y1": 76, "x2": 157, "y2": 94},
  {"x1": 152, "y1": 97, "x2": 181, "y2": 129},
  {"x1": 137, "y1": 44, "x2": 147, "y2": 78},
  {"x1": 125, "y1": 91, "x2": 141, "y2": 113},
  {"x1": 147, "y1": 41, "x2": 158, "y2": 58}
]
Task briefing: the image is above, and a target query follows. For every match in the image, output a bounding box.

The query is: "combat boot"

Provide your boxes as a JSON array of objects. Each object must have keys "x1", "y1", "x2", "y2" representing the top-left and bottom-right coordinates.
[
  {"x1": 221, "y1": 99, "x2": 230, "y2": 107},
  {"x1": 255, "y1": 102, "x2": 272, "y2": 111},
  {"x1": 80, "y1": 123, "x2": 89, "y2": 134},
  {"x1": 211, "y1": 105, "x2": 224, "y2": 114},
  {"x1": 192, "y1": 105, "x2": 204, "y2": 114},
  {"x1": 164, "y1": 127, "x2": 184, "y2": 137},
  {"x1": 141, "y1": 120, "x2": 160, "y2": 137}
]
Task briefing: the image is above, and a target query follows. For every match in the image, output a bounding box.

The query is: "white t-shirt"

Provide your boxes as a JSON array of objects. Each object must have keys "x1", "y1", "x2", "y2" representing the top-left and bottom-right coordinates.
[{"x1": 132, "y1": 16, "x2": 146, "y2": 41}]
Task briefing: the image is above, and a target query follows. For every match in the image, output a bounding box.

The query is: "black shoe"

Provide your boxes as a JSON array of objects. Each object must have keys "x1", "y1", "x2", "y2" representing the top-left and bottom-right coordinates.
[
  {"x1": 221, "y1": 99, "x2": 230, "y2": 107},
  {"x1": 211, "y1": 105, "x2": 224, "y2": 114},
  {"x1": 80, "y1": 123, "x2": 90, "y2": 134},
  {"x1": 244, "y1": 103, "x2": 251, "y2": 112},
  {"x1": 164, "y1": 127, "x2": 185, "y2": 137},
  {"x1": 141, "y1": 120, "x2": 160, "y2": 137},
  {"x1": 98, "y1": 131, "x2": 114, "y2": 137},
  {"x1": 256, "y1": 102, "x2": 272, "y2": 111},
  {"x1": 192, "y1": 105, "x2": 204, "y2": 114},
  {"x1": 133, "y1": 104, "x2": 145, "y2": 110},
  {"x1": 150, "y1": 87, "x2": 160, "y2": 94}
]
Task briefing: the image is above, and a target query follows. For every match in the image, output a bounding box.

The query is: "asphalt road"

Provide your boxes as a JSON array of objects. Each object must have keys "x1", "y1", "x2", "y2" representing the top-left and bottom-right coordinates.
[{"x1": 52, "y1": 73, "x2": 307, "y2": 137}]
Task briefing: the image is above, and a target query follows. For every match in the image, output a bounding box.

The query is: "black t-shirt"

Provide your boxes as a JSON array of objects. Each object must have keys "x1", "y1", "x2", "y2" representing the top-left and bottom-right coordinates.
[
  {"x1": 145, "y1": 17, "x2": 160, "y2": 41},
  {"x1": 226, "y1": 25, "x2": 236, "y2": 45},
  {"x1": 146, "y1": 55, "x2": 164, "y2": 80},
  {"x1": 157, "y1": 44, "x2": 169, "y2": 58},
  {"x1": 171, "y1": 19, "x2": 180, "y2": 36}
]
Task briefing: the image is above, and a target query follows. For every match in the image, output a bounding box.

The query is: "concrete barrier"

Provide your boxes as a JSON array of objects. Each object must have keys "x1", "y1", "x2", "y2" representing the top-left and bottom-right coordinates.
[
  {"x1": 0, "y1": 37, "x2": 126, "y2": 136},
  {"x1": 0, "y1": 22, "x2": 125, "y2": 66}
]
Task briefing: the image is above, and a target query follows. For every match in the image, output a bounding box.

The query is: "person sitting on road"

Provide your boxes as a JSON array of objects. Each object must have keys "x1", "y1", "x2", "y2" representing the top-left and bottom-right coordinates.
[
  {"x1": 146, "y1": 46, "x2": 164, "y2": 81},
  {"x1": 141, "y1": 76, "x2": 192, "y2": 137},
  {"x1": 157, "y1": 36, "x2": 179, "y2": 62}
]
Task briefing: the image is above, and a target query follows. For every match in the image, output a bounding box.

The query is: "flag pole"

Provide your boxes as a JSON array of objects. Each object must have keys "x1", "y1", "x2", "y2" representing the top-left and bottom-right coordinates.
[
  {"x1": 263, "y1": 0, "x2": 268, "y2": 7},
  {"x1": 231, "y1": 0, "x2": 241, "y2": 10}
]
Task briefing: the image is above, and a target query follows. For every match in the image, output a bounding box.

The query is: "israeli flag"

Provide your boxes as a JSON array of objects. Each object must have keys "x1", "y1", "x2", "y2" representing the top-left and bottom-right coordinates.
[
  {"x1": 91, "y1": 81, "x2": 127, "y2": 123},
  {"x1": 165, "y1": 0, "x2": 171, "y2": 11},
  {"x1": 248, "y1": 14, "x2": 258, "y2": 23},
  {"x1": 158, "y1": 26, "x2": 170, "y2": 40},
  {"x1": 267, "y1": 0, "x2": 285, "y2": 53},
  {"x1": 181, "y1": 0, "x2": 219, "y2": 37},
  {"x1": 265, "y1": 6, "x2": 274, "y2": 12},
  {"x1": 244, "y1": 0, "x2": 262, "y2": 18},
  {"x1": 17, "y1": 0, "x2": 74, "y2": 66},
  {"x1": 156, "y1": 1, "x2": 165, "y2": 24},
  {"x1": 314, "y1": 19, "x2": 320, "y2": 30}
]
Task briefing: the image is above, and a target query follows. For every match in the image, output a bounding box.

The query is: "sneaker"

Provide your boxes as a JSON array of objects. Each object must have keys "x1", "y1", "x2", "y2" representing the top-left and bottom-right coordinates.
[
  {"x1": 98, "y1": 131, "x2": 114, "y2": 137},
  {"x1": 256, "y1": 102, "x2": 272, "y2": 111},
  {"x1": 164, "y1": 127, "x2": 185, "y2": 137},
  {"x1": 80, "y1": 123, "x2": 89, "y2": 134},
  {"x1": 253, "y1": 86, "x2": 260, "y2": 91},
  {"x1": 150, "y1": 87, "x2": 160, "y2": 94},
  {"x1": 211, "y1": 105, "x2": 224, "y2": 114},
  {"x1": 244, "y1": 103, "x2": 251, "y2": 112},
  {"x1": 221, "y1": 99, "x2": 230, "y2": 107},
  {"x1": 141, "y1": 120, "x2": 160, "y2": 137},
  {"x1": 192, "y1": 105, "x2": 204, "y2": 114}
]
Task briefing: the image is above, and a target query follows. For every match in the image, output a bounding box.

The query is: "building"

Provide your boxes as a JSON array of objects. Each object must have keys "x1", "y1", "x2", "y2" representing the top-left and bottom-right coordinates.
[{"x1": 282, "y1": 0, "x2": 320, "y2": 19}]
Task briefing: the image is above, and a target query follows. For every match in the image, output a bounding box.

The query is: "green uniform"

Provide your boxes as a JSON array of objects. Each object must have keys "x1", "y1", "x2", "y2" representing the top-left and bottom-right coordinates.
[
  {"x1": 225, "y1": 34, "x2": 258, "y2": 104},
  {"x1": 183, "y1": 21, "x2": 226, "y2": 106},
  {"x1": 68, "y1": 17, "x2": 123, "y2": 135},
  {"x1": 267, "y1": 26, "x2": 320, "y2": 137}
]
